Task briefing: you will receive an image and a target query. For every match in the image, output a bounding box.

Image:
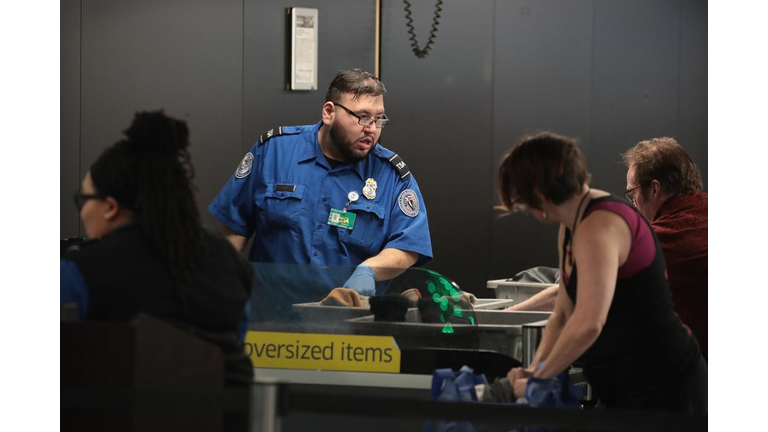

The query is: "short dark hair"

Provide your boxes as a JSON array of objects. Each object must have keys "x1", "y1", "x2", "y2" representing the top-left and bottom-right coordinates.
[
  {"x1": 498, "y1": 132, "x2": 591, "y2": 211},
  {"x1": 325, "y1": 68, "x2": 386, "y2": 102},
  {"x1": 622, "y1": 137, "x2": 702, "y2": 197}
]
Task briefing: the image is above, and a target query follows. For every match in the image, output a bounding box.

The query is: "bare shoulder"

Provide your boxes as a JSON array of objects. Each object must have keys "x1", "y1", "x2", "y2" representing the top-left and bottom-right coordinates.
[
  {"x1": 576, "y1": 208, "x2": 632, "y2": 264},
  {"x1": 579, "y1": 209, "x2": 630, "y2": 240}
]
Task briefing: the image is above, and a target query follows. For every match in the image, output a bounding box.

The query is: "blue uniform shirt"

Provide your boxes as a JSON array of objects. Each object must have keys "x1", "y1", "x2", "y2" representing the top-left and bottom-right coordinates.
[{"x1": 209, "y1": 122, "x2": 433, "y2": 317}]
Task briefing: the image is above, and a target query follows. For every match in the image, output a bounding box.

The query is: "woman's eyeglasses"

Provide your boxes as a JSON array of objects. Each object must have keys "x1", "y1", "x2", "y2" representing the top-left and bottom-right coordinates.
[{"x1": 73, "y1": 191, "x2": 105, "y2": 211}]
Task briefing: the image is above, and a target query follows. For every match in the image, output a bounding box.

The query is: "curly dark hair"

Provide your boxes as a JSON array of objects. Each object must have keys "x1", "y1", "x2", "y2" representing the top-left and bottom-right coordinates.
[
  {"x1": 498, "y1": 131, "x2": 591, "y2": 212},
  {"x1": 89, "y1": 110, "x2": 201, "y2": 291}
]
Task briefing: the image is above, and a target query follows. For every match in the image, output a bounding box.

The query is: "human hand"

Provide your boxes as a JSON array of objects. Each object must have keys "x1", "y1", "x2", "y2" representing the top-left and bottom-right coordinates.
[
  {"x1": 507, "y1": 366, "x2": 533, "y2": 383},
  {"x1": 513, "y1": 378, "x2": 528, "y2": 398},
  {"x1": 507, "y1": 367, "x2": 533, "y2": 398},
  {"x1": 343, "y1": 264, "x2": 376, "y2": 296}
]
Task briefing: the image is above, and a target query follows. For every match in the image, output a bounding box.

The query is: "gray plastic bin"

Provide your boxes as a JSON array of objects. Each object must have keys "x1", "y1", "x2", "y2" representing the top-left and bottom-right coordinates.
[
  {"x1": 346, "y1": 309, "x2": 549, "y2": 361},
  {"x1": 292, "y1": 297, "x2": 516, "y2": 325},
  {"x1": 486, "y1": 280, "x2": 552, "y2": 303}
]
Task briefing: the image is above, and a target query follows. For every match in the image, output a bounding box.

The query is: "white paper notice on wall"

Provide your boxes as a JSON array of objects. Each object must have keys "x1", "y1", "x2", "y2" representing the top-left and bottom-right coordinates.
[{"x1": 287, "y1": 7, "x2": 318, "y2": 91}]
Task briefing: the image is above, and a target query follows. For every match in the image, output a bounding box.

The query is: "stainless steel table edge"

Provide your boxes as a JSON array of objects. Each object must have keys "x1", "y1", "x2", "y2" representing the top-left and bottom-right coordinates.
[{"x1": 254, "y1": 368, "x2": 432, "y2": 389}]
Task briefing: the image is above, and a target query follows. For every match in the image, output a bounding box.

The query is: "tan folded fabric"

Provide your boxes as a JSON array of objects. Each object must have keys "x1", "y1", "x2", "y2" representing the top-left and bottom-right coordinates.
[
  {"x1": 400, "y1": 287, "x2": 422, "y2": 307},
  {"x1": 461, "y1": 291, "x2": 477, "y2": 305},
  {"x1": 320, "y1": 288, "x2": 363, "y2": 307}
]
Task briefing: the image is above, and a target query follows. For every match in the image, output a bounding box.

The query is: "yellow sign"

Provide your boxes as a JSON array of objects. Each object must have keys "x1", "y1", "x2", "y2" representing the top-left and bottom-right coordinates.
[{"x1": 244, "y1": 331, "x2": 401, "y2": 373}]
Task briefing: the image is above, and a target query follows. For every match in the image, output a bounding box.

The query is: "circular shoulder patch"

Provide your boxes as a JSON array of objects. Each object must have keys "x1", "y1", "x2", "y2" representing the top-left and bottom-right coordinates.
[
  {"x1": 398, "y1": 189, "x2": 420, "y2": 217},
  {"x1": 235, "y1": 152, "x2": 254, "y2": 179}
]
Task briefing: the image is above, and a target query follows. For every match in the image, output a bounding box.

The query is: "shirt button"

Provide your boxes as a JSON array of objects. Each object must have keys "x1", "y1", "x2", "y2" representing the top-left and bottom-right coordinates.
[
  {"x1": 322, "y1": 198, "x2": 327, "y2": 202},
  {"x1": 313, "y1": 252, "x2": 319, "y2": 257},
  {"x1": 366, "y1": 205, "x2": 371, "y2": 209},
  {"x1": 280, "y1": 192, "x2": 285, "y2": 197},
  {"x1": 317, "y1": 224, "x2": 322, "y2": 229}
]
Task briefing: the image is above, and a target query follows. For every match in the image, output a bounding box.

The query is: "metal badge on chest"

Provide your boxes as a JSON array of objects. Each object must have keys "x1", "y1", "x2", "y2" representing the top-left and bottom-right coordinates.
[{"x1": 327, "y1": 179, "x2": 377, "y2": 230}]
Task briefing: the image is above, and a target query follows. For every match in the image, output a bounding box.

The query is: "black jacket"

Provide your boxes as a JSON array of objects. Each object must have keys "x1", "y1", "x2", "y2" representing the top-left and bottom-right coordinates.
[{"x1": 65, "y1": 223, "x2": 254, "y2": 385}]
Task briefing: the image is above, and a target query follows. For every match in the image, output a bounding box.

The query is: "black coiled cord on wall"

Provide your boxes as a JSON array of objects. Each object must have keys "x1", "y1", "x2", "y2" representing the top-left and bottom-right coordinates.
[{"x1": 403, "y1": 0, "x2": 443, "y2": 58}]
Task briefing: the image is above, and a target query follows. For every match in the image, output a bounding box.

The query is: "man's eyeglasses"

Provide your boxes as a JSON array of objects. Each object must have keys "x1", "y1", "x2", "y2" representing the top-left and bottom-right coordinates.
[
  {"x1": 334, "y1": 103, "x2": 389, "y2": 129},
  {"x1": 624, "y1": 183, "x2": 649, "y2": 206},
  {"x1": 73, "y1": 191, "x2": 105, "y2": 211}
]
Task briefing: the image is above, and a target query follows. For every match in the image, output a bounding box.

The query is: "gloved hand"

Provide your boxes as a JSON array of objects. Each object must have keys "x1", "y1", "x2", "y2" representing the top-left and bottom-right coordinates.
[{"x1": 343, "y1": 264, "x2": 376, "y2": 296}]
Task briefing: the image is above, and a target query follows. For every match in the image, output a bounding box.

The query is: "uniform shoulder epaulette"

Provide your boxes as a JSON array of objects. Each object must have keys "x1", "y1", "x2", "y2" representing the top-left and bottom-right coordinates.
[
  {"x1": 258, "y1": 126, "x2": 301, "y2": 145},
  {"x1": 387, "y1": 153, "x2": 411, "y2": 179}
]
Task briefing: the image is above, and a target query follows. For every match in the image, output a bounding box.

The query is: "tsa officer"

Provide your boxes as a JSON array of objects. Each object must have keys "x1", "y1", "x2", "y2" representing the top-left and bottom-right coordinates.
[{"x1": 209, "y1": 69, "x2": 433, "y2": 320}]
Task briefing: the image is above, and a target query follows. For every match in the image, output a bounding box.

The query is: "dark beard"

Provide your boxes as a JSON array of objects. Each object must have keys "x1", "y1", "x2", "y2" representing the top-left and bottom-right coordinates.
[{"x1": 329, "y1": 121, "x2": 375, "y2": 163}]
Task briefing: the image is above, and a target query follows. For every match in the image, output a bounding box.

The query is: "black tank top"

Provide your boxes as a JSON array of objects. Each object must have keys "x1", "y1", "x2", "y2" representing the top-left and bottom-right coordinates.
[{"x1": 562, "y1": 195, "x2": 700, "y2": 393}]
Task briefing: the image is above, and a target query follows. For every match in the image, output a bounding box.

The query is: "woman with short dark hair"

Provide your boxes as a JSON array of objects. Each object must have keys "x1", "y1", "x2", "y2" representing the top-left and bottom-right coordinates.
[{"x1": 499, "y1": 132, "x2": 706, "y2": 413}]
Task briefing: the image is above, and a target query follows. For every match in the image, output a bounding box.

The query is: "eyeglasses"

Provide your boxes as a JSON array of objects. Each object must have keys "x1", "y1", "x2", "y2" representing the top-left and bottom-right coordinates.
[
  {"x1": 73, "y1": 191, "x2": 105, "y2": 211},
  {"x1": 624, "y1": 184, "x2": 648, "y2": 206},
  {"x1": 334, "y1": 103, "x2": 389, "y2": 128}
]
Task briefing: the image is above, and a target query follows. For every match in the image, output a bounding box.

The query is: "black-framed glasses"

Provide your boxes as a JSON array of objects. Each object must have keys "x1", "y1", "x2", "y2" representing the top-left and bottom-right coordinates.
[
  {"x1": 334, "y1": 103, "x2": 389, "y2": 128},
  {"x1": 73, "y1": 191, "x2": 105, "y2": 211}
]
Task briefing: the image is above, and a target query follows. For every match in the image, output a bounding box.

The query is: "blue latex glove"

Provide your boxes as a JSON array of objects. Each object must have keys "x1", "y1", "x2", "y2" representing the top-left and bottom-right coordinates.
[{"x1": 343, "y1": 264, "x2": 376, "y2": 296}]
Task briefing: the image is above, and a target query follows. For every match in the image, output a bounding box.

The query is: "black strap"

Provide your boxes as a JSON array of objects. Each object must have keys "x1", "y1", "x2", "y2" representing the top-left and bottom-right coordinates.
[
  {"x1": 388, "y1": 153, "x2": 411, "y2": 179},
  {"x1": 561, "y1": 228, "x2": 571, "y2": 272},
  {"x1": 258, "y1": 126, "x2": 283, "y2": 145}
]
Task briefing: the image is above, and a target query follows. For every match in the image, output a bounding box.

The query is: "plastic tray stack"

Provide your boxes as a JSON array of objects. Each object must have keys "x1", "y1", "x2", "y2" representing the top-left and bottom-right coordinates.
[
  {"x1": 291, "y1": 297, "x2": 516, "y2": 325},
  {"x1": 486, "y1": 279, "x2": 552, "y2": 302},
  {"x1": 346, "y1": 309, "x2": 550, "y2": 360}
]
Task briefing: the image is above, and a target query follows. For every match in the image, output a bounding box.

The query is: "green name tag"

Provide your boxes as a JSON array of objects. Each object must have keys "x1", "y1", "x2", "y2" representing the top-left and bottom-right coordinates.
[{"x1": 328, "y1": 208, "x2": 356, "y2": 230}]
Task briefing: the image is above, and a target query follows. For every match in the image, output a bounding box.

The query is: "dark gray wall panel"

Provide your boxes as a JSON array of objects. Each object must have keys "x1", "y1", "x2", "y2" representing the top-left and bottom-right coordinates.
[
  {"x1": 490, "y1": 0, "x2": 594, "y2": 279},
  {"x1": 382, "y1": 0, "x2": 495, "y2": 293},
  {"x1": 678, "y1": 0, "x2": 707, "y2": 189},
  {"x1": 241, "y1": 0, "x2": 376, "y2": 155},
  {"x1": 80, "y1": 0, "x2": 243, "y2": 228},
  {"x1": 591, "y1": 0, "x2": 681, "y2": 193},
  {"x1": 61, "y1": 0, "x2": 81, "y2": 238},
  {"x1": 62, "y1": 0, "x2": 707, "y2": 302}
]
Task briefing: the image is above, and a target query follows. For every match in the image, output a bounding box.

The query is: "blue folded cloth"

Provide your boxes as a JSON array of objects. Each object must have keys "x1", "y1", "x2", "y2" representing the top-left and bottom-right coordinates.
[{"x1": 524, "y1": 372, "x2": 583, "y2": 408}]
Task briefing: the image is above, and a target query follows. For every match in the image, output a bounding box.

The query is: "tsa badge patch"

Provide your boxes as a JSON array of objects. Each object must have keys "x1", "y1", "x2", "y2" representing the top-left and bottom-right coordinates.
[
  {"x1": 235, "y1": 152, "x2": 254, "y2": 179},
  {"x1": 398, "y1": 189, "x2": 420, "y2": 217}
]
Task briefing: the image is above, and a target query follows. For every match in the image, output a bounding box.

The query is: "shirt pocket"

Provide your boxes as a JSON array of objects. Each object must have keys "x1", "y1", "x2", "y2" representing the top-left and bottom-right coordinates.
[
  {"x1": 263, "y1": 183, "x2": 306, "y2": 227},
  {"x1": 339, "y1": 201, "x2": 387, "y2": 255}
]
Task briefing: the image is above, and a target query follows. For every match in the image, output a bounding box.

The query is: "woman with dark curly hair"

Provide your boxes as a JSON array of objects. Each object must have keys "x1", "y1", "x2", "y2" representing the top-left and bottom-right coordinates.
[
  {"x1": 60, "y1": 111, "x2": 253, "y2": 389},
  {"x1": 499, "y1": 132, "x2": 706, "y2": 413}
]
